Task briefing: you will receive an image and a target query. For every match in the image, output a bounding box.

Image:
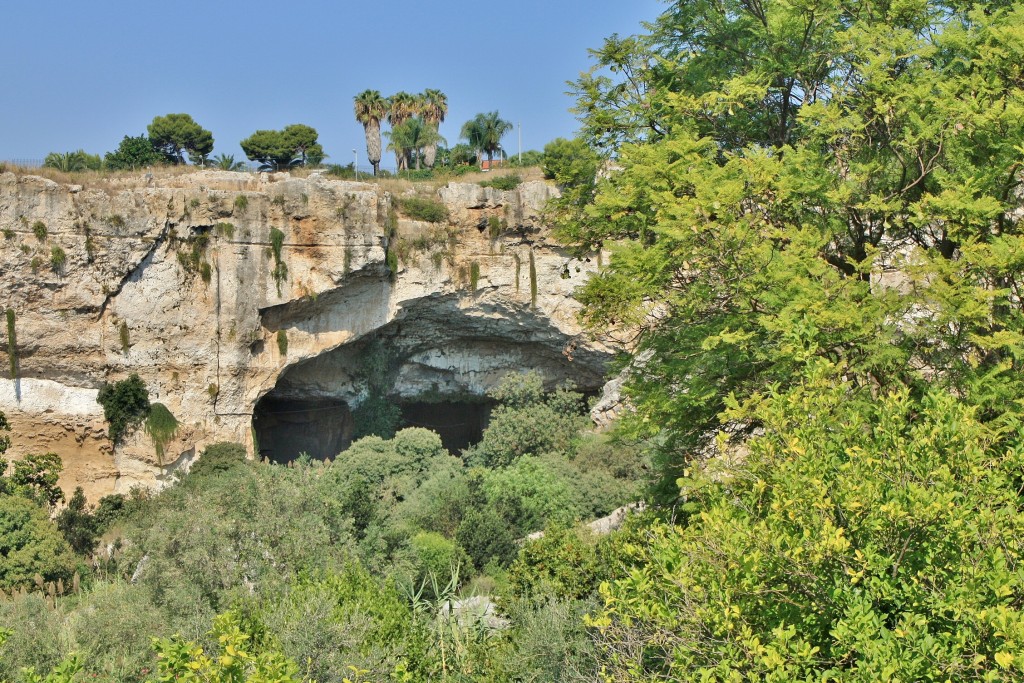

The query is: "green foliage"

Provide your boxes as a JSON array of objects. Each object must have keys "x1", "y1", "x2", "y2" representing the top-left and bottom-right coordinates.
[
  {"x1": 469, "y1": 260, "x2": 480, "y2": 290},
  {"x1": 30, "y1": 256, "x2": 43, "y2": 274},
  {"x1": 268, "y1": 227, "x2": 287, "y2": 294},
  {"x1": 104, "y1": 135, "x2": 161, "y2": 170},
  {"x1": 465, "y1": 372, "x2": 589, "y2": 468},
  {"x1": 48, "y1": 246, "x2": 65, "y2": 274},
  {"x1": 233, "y1": 194, "x2": 248, "y2": 211},
  {"x1": 55, "y1": 487, "x2": 100, "y2": 555},
  {"x1": 32, "y1": 221, "x2": 46, "y2": 241},
  {"x1": 152, "y1": 611, "x2": 303, "y2": 683},
  {"x1": 43, "y1": 150, "x2": 102, "y2": 173},
  {"x1": 460, "y1": 111, "x2": 513, "y2": 166},
  {"x1": 395, "y1": 196, "x2": 448, "y2": 223},
  {"x1": 350, "y1": 392, "x2": 401, "y2": 440},
  {"x1": 396, "y1": 532, "x2": 470, "y2": 598},
  {"x1": 478, "y1": 174, "x2": 521, "y2": 191},
  {"x1": 144, "y1": 403, "x2": 178, "y2": 465},
  {"x1": 198, "y1": 260, "x2": 212, "y2": 284},
  {"x1": 507, "y1": 525, "x2": 617, "y2": 604},
  {"x1": 593, "y1": 365, "x2": 1024, "y2": 680},
  {"x1": 10, "y1": 453, "x2": 65, "y2": 508},
  {"x1": 240, "y1": 124, "x2": 324, "y2": 171},
  {"x1": 208, "y1": 153, "x2": 246, "y2": 171},
  {"x1": 455, "y1": 507, "x2": 516, "y2": 570},
  {"x1": 188, "y1": 442, "x2": 247, "y2": 479},
  {"x1": 214, "y1": 222, "x2": 234, "y2": 239},
  {"x1": 5, "y1": 309, "x2": 15, "y2": 380},
  {"x1": 147, "y1": 113, "x2": 214, "y2": 165},
  {"x1": 386, "y1": 117, "x2": 446, "y2": 171},
  {"x1": 0, "y1": 494, "x2": 78, "y2": 590},
  {"x1": 276, "y1": 329, "x2": 288, "y2": 356},
  {"x1": 118, "y1": 320, "x2": 130, "y2": 353},
  {"x1": 96, "y1": 374, "x2": 150, "y2": 445}
]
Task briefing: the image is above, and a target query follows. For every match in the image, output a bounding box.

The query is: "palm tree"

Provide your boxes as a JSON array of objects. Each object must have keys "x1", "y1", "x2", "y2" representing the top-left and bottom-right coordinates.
[
  {"x1": 460, "y1": 112, "x2": 513, "y2": 169},
  {"x1": 354, "y1": 90, "x2": 389, "y2": 176},
  {"x1": 208, "y1": 153, "x2": 246, "y2": 171},
  {"x1": 420, "y1": 89, "x2": 448, "y2": 168},
  {"x1": 387, "y1": 92, "x2": 420, "y2": 170},
  {"x1": 386, "y1": 117, "x2": 446, "y2": 171}
]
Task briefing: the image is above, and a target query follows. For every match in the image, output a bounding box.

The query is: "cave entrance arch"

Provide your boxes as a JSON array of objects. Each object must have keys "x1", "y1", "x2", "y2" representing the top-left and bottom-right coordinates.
[{"x1": 252, "y1": 295, "x2": 612, "y2": 464}]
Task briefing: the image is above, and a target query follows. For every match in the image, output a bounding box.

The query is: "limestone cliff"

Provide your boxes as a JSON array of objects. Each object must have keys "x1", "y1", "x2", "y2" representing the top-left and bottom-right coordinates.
[{"x1": 0, "y1": 170, "x2": 611, "y2": 500}]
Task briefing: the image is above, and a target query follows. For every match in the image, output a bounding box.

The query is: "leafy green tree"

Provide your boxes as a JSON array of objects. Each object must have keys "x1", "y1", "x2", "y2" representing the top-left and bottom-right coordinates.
[
  {"x1": 11, "y1": 453, "x2": 65, "y2": 508},
  {"x1": 240, "y1": 125, "x2": 325, "y2": 171},
  {"x1": 0, "y1": 494, "x2": 78, "y2": 589},
  {"x1": 354, "y1": 89, "x2": 389, "y2": 176},
  {"x1": 460, "y1": 112, "x2": 512, "y2": 168},
  {"x1": 592, "y1": 364, "x2": 1024, "y2": 680},
  {"x1": 464, "y1": 371, "x2": 589, "y2": 468},
  {"x1": 564, "y1": 0, "x2": 1024, "y2": 498},
  {"x1": 104, "y1": 135, "x2": 161, "y2": 170},
  {"x1": 55, "y1": 487, "x2": 100, "y2": 555},
  {"x1": 147, "y1": 113, "x2": 214, "y2": 165}
]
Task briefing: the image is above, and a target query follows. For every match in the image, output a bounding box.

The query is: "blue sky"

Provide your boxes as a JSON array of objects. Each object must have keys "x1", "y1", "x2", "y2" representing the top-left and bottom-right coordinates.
[{"x1": 1, "y1": 0, "x2": 663, "y2": 168}]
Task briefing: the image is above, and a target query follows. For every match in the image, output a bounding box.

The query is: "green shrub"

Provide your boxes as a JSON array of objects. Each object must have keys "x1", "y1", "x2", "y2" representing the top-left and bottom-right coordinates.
[
  {"x1": 233, "y1": 194, "x2": 248, "y2": 211},
  {"x1": 397, "y1": 532, "x2": 470, "y2": 598},
  {"x1": 118, "y1": 321, "x2": 130, "y2": 353},
  {"x1": 479, "y1": 174, "x2": 521, "y2": 191},
  {"x1": 106, "y1": 214, "x2": 126, "y2": 229},
  {"x1": 49, "y1": 245, "x2": 66, "y2": 274},
  {"x1": 188, "y1": 442, "x2": 247, "y2": 478},
  {"x1": 96, "y1": 374, "x2": 150, "y2": 445},
  {"x1": 32, "y1": 221, "x2": 47, "y2": 241},
  {"x1": 2, "y1": 228, "x2": 13, "y2": 239},
  {"x1": 269, "y1": 228, "x2": 287, "y2": 293},
  {"x1": 214, "y1": 222, "x2": 235, "y2": 239},
  {"x1": 469, "y1": 261, "x2": 480, "y2": 290},
  {"x1": 276, "y1": 329, "x2": 288, "y2": 356},
  {"x1": 30, "y1": 256, "x2": 43, "y2": 273},
  {"x1": 350, "y1": 392, "x2": 401, "y2": 440},
  {"x1": 55, "y1": 487, "x2": 100, "y2": 555},
  {"x1": 199, "y1": 260, "x2": 212, "y2": 284},
  {"x1": 456, "y1": 507, "x2": 516, "y2": 569},
  {"x1": 396, "y1": 197, "x2": 448, "y2": 223},
  {"x1": 144, "y1": 403, "x2": 178, "y2": 465}
]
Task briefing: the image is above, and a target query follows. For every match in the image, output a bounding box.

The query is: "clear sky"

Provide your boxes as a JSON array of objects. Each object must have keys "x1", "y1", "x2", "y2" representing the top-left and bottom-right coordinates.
[{"x1": 1, "y1": 0, "x2": 663, "y2": 168}]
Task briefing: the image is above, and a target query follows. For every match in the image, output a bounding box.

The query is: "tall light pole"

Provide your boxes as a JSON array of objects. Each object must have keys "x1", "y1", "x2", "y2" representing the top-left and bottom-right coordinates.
[
  {"x1": 353, "y1": 149, "x2": 358, "y2": 180},
  {"x1": 518, "y1": 122, "x2": 522, "y2": 165}
]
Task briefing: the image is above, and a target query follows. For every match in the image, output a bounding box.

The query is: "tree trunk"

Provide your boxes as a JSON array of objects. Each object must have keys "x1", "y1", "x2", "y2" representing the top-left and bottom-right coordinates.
[{"x1": 365, "y1": 121, "x2": 382, "y2": 172}]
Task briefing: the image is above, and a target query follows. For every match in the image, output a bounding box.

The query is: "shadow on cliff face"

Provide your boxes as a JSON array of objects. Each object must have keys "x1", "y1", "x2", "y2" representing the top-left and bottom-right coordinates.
[
  {"x1": 251, "y1": 393, "x2": 494, "y2": 463},
  {"x1": 252, "y1": 396, "x2": 352, "y2": 463}
]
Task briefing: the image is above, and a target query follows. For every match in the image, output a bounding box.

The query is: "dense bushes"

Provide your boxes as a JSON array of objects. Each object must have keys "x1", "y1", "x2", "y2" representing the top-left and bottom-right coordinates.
[
  {"x1": 395, "y1": 197, "x2": 448, "y2": 223},
  {"x1": 96, "y1": 374, "x2": 149, "y2": 445}
]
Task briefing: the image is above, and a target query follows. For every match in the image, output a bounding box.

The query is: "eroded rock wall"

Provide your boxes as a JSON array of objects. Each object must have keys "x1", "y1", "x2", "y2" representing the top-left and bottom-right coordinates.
[{"x1": 0, "y1": 170, "x2": 610, "y2": 499}]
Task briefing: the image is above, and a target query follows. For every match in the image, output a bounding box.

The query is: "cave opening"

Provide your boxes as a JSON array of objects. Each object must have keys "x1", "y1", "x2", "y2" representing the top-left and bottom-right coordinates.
[
  {"x1": 252, "y1": 395, "x2": 352, "y2": 464},
  {"x1": 397, "y1": 399, "x2": 494, "y2": 454}
]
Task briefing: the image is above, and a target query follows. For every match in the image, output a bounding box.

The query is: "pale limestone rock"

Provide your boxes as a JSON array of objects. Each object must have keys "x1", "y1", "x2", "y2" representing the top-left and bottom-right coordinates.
[{"x1": 0, "y1": 170, "x2": 614, "y2": 498}]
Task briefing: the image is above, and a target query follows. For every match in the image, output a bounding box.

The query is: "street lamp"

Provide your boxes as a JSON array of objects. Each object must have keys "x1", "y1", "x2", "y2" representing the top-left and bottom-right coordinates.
[{"x1": 353, "y1": 149, "x2": 358, "y2": 180}]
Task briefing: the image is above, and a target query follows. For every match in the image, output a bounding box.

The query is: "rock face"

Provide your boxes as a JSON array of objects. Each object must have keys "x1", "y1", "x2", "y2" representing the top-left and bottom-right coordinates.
[{"x1": 0, "y1": 171, "x2": 611, "y2": 500}]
